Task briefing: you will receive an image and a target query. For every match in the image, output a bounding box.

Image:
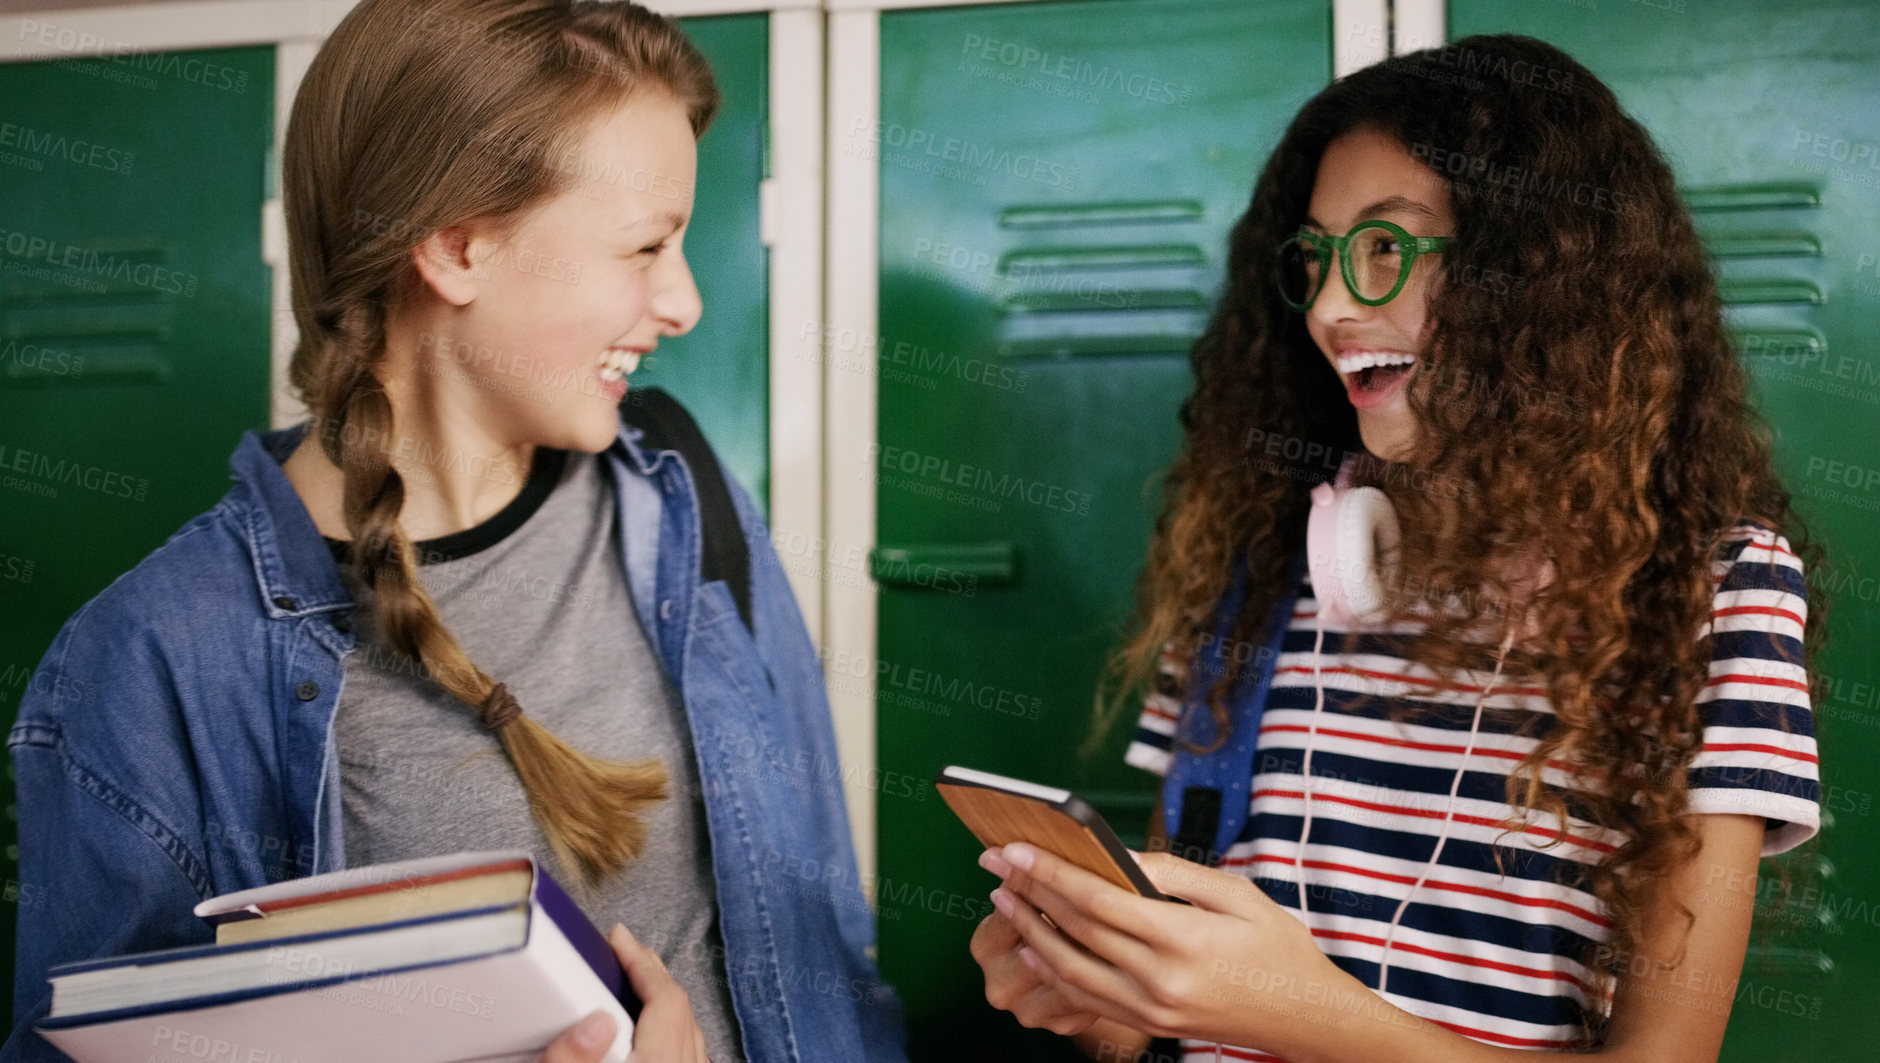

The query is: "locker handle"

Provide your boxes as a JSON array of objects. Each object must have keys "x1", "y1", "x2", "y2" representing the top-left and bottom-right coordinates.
[{"x1": 871, "y1": 543, "x2": 1019, "y2": 589}]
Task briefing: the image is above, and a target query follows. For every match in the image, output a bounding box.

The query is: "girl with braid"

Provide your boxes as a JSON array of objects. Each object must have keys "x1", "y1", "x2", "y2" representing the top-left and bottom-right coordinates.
[
  {"x1": 969, "y1": 35, "x2": 1824, "y2": 1063},
  {"x1": 5, "y1": 2, "x2": 904, "y2": 1062}
]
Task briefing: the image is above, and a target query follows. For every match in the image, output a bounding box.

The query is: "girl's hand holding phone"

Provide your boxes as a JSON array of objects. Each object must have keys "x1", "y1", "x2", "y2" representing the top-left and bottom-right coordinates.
[
  {"x1": 970, "y1": 875, "x2": 1104, "y2": 1038},
  {"x1": 977, "y1": 842, "x2": 1373, "y2": 1056},
  {"x1": 540, "y1": 924, "x2": 710, "y2": 1063}
]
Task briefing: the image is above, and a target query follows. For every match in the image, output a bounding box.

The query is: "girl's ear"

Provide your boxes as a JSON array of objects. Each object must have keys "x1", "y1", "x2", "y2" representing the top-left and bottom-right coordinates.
[{"x1": 410, "y1": 224, "x2": 493, "y2": 307}]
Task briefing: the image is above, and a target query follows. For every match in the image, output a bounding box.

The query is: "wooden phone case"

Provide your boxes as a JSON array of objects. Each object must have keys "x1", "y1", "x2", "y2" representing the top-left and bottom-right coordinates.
[{"x1": 936, "y1": 767, "x2": 1173, "y2": 900}]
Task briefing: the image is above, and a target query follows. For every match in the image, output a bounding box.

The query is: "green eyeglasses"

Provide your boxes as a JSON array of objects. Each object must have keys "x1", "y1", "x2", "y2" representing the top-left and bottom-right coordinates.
[{"x1": 1276, "y1": 218, "x2": 1452, "y2": 311}]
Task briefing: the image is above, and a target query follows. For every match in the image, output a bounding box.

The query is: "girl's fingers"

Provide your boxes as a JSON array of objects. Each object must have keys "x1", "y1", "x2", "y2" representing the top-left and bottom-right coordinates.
[
  {"x1": 608, "y1": 924, "x2": 713, "y2": 1063},
  {"x1": 623, "y1": 976, "x2": 706, "y2": 1062},
  {"x1": 1135, "y1": 851, "x2": 1272, "y2": 921},
  {"x1": 1010, "y1": 982, "x2": 1100, "y2": 1037},
  {"x1": 971, "y1": 909, "x2": 1044, "y2": 1013},
  {"x1": 609, "y1": 923, "x2": 681, "y2": 1004},
  {"x1": 1007, "y1": 868, "x2": 1161, "y2": 974},
  {"x1": 540, "y1": 1009, "x2": 618, "y2": 1063},
  {"x1": 999, "y1": 844, "x2": 1174, "y2": 953},
  {"x1": 1000, "y1": 876, "x2": 1150, "y2": 1023},
  {"x1": 969, "y1": 903, "x2": 1022, "y2": 959},
  {"x1": 1015, "y1": 941, "x2": 1147, "y2": 1033}
]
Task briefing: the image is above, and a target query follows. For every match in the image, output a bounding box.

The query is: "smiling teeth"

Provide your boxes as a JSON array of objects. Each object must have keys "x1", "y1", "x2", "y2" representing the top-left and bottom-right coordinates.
[
  {"x1": 1335, "y1": 351, "x2": 1418, "y2": 376},
  {"x1": 597, "y1": 347, "x2": 642, "y2": 382}
]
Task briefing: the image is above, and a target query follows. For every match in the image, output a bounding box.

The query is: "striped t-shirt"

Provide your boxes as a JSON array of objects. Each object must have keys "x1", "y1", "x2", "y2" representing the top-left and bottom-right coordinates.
[{"x1": 1125, "y1": 523, "x2": 1820, "y2": 1060}]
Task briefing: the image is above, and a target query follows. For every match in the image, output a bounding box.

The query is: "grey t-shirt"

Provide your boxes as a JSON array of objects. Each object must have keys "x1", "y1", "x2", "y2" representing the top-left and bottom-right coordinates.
[{"x1": 325, "y1": 445, "x2": 745, "y2": 1063}]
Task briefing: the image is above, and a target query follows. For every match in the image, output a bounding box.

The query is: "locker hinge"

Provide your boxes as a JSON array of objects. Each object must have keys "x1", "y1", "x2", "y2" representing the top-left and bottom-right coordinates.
[
  {"x1": 261, "y1": 199, "x2": 287, "y2": 269},
  {"x1": 758, "y1": 177, "x2": 782, "y2": 249}
]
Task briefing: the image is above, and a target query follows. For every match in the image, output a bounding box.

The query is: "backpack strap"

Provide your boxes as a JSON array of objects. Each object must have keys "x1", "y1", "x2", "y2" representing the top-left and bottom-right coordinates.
[
  {"x1": 619, "y1": 387, "x2": 753, "y2": 633},
  {"x1": 1161, "y1": 547, "x2": 1305, "y2": 865}
]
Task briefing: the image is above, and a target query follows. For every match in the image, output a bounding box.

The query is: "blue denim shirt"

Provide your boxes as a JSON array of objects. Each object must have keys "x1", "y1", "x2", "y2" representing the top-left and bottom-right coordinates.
[{"x1": 4, "y1": 417, "x2": 908, "y2": 1063}]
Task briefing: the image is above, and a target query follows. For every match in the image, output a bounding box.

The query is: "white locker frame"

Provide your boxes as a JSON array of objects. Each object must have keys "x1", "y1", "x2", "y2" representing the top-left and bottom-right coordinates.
[{"x1": 0, "y1": 0, "x2": 1438, "y2": 902}]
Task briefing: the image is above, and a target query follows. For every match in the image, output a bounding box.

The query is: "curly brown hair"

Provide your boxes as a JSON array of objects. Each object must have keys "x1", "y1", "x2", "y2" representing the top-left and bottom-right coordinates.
[
  {"x1": 1094, "y1": 34, "x2": 1825, "y2": 1044},
  {"x1": 281, "y1": 0, "x2": 718, "y2": 886}
]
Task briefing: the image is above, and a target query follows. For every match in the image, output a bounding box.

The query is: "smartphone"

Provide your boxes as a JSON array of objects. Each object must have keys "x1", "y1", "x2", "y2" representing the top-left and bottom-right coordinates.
[{"x1": 935, "y1": 765, "x2": 1184, "y2": 903}]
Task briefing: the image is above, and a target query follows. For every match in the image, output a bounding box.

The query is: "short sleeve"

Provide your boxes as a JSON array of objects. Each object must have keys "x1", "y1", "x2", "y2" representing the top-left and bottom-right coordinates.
[
  {"x1": 1687, "y1": 525, "x2": 1821, "y2": 855},
  {"x1": 1123, "y1": 643, "x2": 1187, "y2": 777}
]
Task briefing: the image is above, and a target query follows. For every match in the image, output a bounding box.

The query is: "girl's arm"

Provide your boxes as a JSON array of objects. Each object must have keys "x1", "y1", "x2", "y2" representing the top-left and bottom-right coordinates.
[
  {"x1": 992, "y1": 812, "x2": 1767, "y2": 1063},
  {"x1": 1576, "y1": 812, "x2": 1767, "y2": 1063},
  {"x1": 5, "y1": 733, "x2": 212, "y2": 1063}
]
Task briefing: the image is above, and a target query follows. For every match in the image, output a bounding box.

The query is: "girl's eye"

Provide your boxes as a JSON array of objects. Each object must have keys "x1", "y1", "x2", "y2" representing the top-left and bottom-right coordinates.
[{"x1": 638, "y1": 241, "x2": 669, "y2": 257}]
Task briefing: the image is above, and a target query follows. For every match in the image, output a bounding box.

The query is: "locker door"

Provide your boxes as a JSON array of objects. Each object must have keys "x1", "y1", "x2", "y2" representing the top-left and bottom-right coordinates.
[
  {"x1": 871, "y1": 1, "x2": 1329, "y2": 1057},
  {"x1": 1446, "y1": 2, "x2": 1880, "y2": 1058},
  {"x1": 638, "y1": 13, "x2": 771, "y2": 509},
  {"x1": 0, "y1": 43, "x2": 276, "y2": 1014}
]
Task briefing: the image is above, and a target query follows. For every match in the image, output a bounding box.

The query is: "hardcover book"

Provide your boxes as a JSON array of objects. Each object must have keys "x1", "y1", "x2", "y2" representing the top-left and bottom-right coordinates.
[{"x1": 33, "y1": 850, "x2": 639, "y2": 1063}]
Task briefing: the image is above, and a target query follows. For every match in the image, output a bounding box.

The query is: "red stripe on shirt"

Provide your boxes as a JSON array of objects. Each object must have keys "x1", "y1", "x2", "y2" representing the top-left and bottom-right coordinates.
[
  {"x1": 1703, "y1": 671, "x2": 1809, "y2": 694},
  {"x1": 1425, "y1": 1016, "x2": 1578, "y2": 1049},
  {"x1": 1713, "y1": 604, "x2": 1804, "y2": 627},
  {"x1": 1272, "y1": 664, "x2": 1549, "y2": 699},
  {"x1": 1700, "y1": 741, "x2": 1818, "y2": 765},
  {"x1": 1253, "y1": 723, "x2": 1595, "y2": 779},
  {"x1": 1229, "y1": 853, "x2": 1612, "y2": 928},
  {"x1": 1186, "y1": 1048, "x2": 1286, "y2": 1062},
  {"x1": 1250, "y1": 788, "x2": 1618, "y2": 854},
  {"x1": 1310, "y1": 927, "x2": 1596, "y2": 994}
]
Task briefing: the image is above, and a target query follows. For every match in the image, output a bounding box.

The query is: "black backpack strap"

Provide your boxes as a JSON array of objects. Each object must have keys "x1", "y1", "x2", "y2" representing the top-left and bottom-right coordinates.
[
  {"x1": 1170, "y1": 786, "x2": 1224, "y2": 867},
  {"x1": 619, "y1": 387, "x2": 753, "y2": 633}
]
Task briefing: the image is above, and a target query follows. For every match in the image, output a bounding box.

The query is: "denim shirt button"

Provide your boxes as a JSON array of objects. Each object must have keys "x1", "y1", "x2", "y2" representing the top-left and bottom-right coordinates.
[
  {"x1": 295, "y1": 680, "x2": 320, "y2": 701},
  {"x1": 272, "y1": 595, "x2": 298, "y2": 611},
  {"x1": 659, "y1": 599, "x2": 673, "y2": 621}
]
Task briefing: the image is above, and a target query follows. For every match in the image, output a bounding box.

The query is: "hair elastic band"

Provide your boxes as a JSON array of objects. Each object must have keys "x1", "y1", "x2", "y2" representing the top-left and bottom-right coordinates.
[{"x1": 479, "y1": 682, "x2": 524, "y2": 731}]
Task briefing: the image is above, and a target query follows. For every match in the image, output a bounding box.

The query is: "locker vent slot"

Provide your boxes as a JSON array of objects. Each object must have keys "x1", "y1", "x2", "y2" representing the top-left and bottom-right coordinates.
[
  {"x1": 1718, "y1": 280, "x2": 1823, "y2": 305},
  {"x1": 1000, "y1": 288, "x2": 1208, "y2": 314},
  {"x1": 1734, "y1": 330, "x2": 1824, "y2": 359},
  {"x1": 998, "y1": 200, "x2": 1204, "y2": 229},
  {"x1": 1000, "y1": 244, "x2": 1205, "y2": 271},
  {"x1": 1686, "y1": 181, "x2": 1824, "y2": 346},
  {"x1": 1742, "y1": 945, "x2": 1834, "y2": 978},
  {"x1": 995, "y1": 204, "x2": 1210, "y2": 359},
  {"x1": 1681, "y1": 183, "x2": 1819, "y2": 211},
  {"x1": 1703, "y1": 232, "x2": 1821, "y2": 258},
  {"x1": 1, "y1": 237, "x2": 177, "y2": 387}
]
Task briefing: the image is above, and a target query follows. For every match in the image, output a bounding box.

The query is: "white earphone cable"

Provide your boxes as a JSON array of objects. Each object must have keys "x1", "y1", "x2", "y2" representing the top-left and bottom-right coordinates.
[
  {"x1": 1374, "y1": 626, "x2": 1515, "y2": 995},
  {"x1": 1295, "y1": 623, "x2": 1329, "y2": 921},
  {"x1": 1300, "y1": 614, "x2": 1517, "y2": 997}
]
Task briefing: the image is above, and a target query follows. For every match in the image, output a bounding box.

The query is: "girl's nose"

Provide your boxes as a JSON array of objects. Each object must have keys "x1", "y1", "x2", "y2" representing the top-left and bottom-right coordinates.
[{"x1": 653, "y1": 249, "x2": 703, "y2": 336}]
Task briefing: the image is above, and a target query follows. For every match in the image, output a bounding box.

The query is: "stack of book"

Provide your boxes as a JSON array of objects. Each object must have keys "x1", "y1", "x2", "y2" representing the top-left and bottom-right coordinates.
[{"x1": 33, "y1": 850, "x2": 639, "y2": 1063}]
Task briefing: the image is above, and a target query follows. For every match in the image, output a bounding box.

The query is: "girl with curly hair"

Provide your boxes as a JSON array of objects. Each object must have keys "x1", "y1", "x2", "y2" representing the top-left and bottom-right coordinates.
[{"x1": 969, "y1": 33, "x2": 1822, "y2": 1063}]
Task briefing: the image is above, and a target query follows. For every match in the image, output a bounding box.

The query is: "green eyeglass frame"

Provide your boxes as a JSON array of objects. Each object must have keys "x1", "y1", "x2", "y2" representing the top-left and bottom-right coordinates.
[{"x1": 1277, "y1": 218, "x2": 1452, "y2": 311}]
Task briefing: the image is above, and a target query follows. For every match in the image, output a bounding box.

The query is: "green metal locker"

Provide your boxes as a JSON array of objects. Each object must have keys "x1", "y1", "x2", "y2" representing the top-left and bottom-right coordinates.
[
  {"x1": 873, "y1": 1, "x2": 1331, "y2": 1057},
  {"x1": 0, "y1": 43, "x2": 277, "y2": 1017}
]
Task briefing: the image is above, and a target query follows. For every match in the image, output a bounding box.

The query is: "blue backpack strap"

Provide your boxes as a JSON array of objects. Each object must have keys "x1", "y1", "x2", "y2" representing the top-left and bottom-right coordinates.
[{"x1": 1161, "y1": 547, "x2": 1305, "y2": 864}]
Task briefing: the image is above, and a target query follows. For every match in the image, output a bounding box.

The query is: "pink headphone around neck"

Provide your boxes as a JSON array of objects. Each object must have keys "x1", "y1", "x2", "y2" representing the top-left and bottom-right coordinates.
[
  {"x1": 1305, "y1": 460, "x2": 1554, "y2": 637},
  {"x1": 1306, "y1": 459, "x2": 1402, "y2": 628}
]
